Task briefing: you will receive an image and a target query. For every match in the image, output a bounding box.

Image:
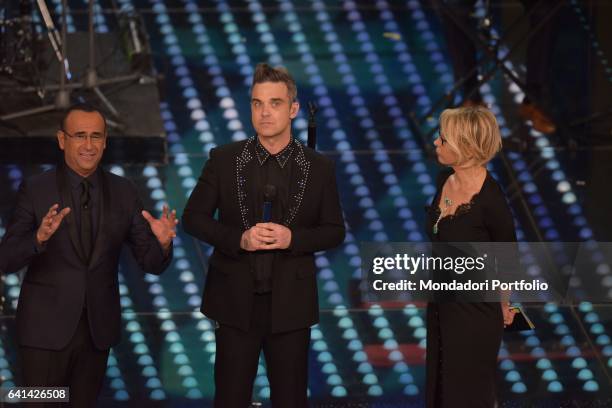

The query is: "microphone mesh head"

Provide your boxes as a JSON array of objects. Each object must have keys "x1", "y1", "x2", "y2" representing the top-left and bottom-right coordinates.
[{"x1": 264, "y1": 184, "x2": 277, "y2": 201}]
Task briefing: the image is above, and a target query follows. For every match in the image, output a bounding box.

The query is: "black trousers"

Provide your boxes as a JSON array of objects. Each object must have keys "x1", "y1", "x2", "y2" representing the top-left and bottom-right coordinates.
[
  {"x1": 214, "y1": 293, "x2": 311, "y2": 408},
  {"x1": 19, "y1": 310, "x2": 110, "y2": 408}
]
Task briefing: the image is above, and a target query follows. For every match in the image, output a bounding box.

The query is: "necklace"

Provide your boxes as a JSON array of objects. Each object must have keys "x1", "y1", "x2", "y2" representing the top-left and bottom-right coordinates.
[{"x1": 433, "y1": 196, "x2": 453, "y2": 234}]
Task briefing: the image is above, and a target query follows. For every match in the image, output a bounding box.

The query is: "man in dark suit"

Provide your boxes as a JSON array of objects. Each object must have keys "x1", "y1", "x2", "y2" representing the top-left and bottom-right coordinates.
[
  {"x1": 183, "y1": 63, "x2": 345, "y2": 407},
  {"x1": 0, "y1": 104, "x2": 177, "y2": 406}
]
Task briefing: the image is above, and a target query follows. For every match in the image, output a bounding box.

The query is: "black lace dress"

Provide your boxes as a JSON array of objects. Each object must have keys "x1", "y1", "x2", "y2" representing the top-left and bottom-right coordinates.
[{"x1": 425, "y1": 168, "x2": 517, "y2": 408}]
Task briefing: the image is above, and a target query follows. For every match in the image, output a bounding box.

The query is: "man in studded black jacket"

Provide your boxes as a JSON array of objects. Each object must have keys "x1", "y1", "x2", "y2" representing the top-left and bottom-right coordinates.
[{"x1": 183, "y1": 63, "x2": 345, "y2": 407}]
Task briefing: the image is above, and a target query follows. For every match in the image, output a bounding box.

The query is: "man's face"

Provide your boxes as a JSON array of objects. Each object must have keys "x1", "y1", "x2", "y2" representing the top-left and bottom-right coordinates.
[
  {"x1": 251, "y1": 81, "x2": 299, "y2": 140},
  {"x1": 57, "y1": 110, "x2": 107, "y2": 177}
]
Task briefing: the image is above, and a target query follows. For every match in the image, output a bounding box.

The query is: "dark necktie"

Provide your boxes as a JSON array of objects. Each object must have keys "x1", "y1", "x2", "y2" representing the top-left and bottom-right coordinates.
[{"x1": 80, "y1": 179, "x2": 93, "y2": 261}]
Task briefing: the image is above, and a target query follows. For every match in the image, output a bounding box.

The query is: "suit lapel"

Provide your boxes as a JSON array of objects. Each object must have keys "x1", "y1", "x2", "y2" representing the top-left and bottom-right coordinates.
[
  {"x1": 283, "y1": 140, "x2": 310, "y2": 226},
  {"x1": 56, "y1": 165, "x2": 87, "y2": 265},
  {"x1": 236, "y1": 137, "x2": 256, "y2": 230}
]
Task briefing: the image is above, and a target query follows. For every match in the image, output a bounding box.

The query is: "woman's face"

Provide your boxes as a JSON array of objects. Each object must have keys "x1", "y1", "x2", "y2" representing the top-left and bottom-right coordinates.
[{"x1": 434, "y1": 129, "x2": 457, "y2": 166}]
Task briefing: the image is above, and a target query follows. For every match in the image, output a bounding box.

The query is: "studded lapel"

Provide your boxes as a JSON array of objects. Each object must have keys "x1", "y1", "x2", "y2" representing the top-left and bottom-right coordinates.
[
  {"x1": 235, "y1": 137, "x2": 311, "y2": 230},
  {"x1": 283, "y1": 140, "x2": 310, "y2": 227},
  {"x1": 236, "y1": 138, "x2": 256, "y2": 231}
]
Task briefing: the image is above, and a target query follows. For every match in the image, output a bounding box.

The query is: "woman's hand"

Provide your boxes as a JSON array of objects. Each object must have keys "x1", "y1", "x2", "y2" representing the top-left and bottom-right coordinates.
[{"x1": 501, "y1": 303, "x2": 517, "y2": 328}]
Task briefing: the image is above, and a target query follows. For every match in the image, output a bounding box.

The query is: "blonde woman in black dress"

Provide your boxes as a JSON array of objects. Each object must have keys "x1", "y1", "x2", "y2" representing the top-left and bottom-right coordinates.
[{"x1": 426, "y1": 106, "x2": 517, "y2": 408}]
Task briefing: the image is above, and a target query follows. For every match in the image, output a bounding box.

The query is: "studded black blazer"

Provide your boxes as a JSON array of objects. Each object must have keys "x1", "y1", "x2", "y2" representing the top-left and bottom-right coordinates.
[{"x1": 183, "y1": 137, "x2": 346, "y2": 333}]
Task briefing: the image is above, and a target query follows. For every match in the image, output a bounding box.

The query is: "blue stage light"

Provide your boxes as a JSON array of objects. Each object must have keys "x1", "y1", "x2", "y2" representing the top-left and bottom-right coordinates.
[
  {"x1": 327, "y1": 374, "x2": 342, "y2": 386},
  {"x1": 111, "y1": 389, "x2": 129, "y2": 401},
  {"x1": 106, "y1": 366, "x2": 121, "y2": 378},
  {"x1": 367, "y1": 384, "x2": 383, "y2": 396},
  {"x1": 505, "y1": 370, "x2": 521, "y2": 382},
  {"x1": 500, "y1": 359, "x2": 515, "y2": 370}
]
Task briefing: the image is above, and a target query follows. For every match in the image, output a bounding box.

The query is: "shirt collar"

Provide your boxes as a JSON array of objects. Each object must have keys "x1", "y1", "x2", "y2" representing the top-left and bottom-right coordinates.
[
  {"x1": 254, "y1": 137, "x2": 294, "y2": 169},
  {"x1": 65, "y1": 164, "x2": 100, "y2": 191}
]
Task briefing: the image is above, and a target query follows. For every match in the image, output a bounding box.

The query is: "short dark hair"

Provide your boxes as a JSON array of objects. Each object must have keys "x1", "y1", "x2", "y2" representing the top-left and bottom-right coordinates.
[
  {"x1": 60, "y1": 103, "x2": 107, "y2": 132},
  {"x1": 251, "y1": 63, "x2": 297, "y2": 102}
]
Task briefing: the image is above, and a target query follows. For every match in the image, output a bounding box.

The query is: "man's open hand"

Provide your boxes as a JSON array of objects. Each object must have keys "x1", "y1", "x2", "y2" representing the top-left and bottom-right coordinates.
[
  {"x1": 36, "y1": 204, "x2": 71, "y2": 244},
  {"x1": 142, "y1": 205, "x2": 178, "y2": 250}
]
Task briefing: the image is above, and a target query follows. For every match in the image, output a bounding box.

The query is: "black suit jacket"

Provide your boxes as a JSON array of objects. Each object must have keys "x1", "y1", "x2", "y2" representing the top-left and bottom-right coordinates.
[
  {"x1": 183, "y1": 137, "x2": 345, "y2": 333},
  {"x1": 0, "y1": 165, "x2": 172, "y2": 350}
]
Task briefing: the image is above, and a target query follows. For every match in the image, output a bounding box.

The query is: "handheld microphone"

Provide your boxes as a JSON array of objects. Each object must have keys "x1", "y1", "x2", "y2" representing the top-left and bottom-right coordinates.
[{"x1": 262, "y1": 184, "x2": 277, "y2": 222}]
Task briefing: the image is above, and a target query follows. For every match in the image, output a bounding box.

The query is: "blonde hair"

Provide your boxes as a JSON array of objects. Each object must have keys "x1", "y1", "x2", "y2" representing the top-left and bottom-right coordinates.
[{"x1": 439, "y1": 106, "x2": 502, "y2": 167}]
